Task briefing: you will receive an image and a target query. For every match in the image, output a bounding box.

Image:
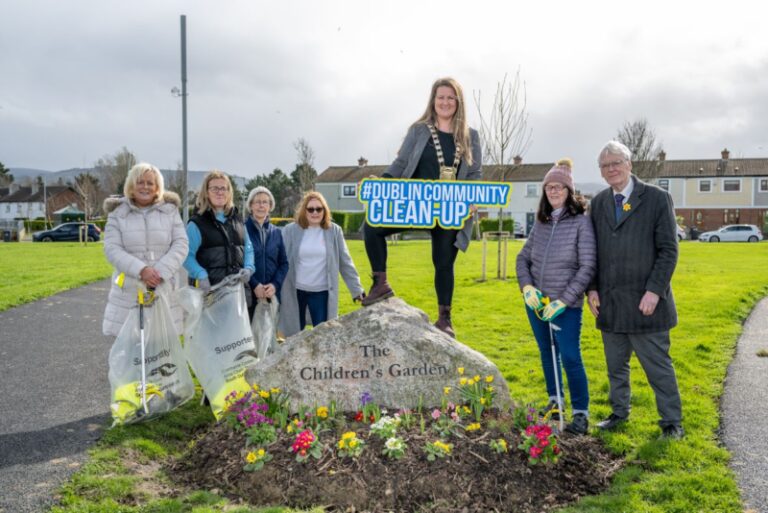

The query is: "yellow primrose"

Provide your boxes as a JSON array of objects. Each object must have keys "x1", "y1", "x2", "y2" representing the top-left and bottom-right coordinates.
[
  {"x1": 486, "y1": 386, "x2": 494, "y2": 392},
  {"x1": 349, "y1": 439, "x2": 358, "y2": 448},
  {"x1": 443, "y1": 386, "x2": 451, "y2": 395},
  {"x1": 257, "y1": 448, "x2": 265, "y2": 457},
  {"x1": 317, "y1": 406, "x2": 329, "y2": 418},
  {"x1": 466, "y1": 423, "x2": 481, "y2": 431},
  {"x1": 271, "y1": 387, "x2": 280, "y2": 394},
  {"x1": 258, "y1": 390, "x2": 270, "y2": 399},
  {"x1": 246, "y1": 451, "x2": 257, "y2": 463},
  {"x1": 473, "y1": 375, "x2": 481, "y2": 382},
  {"x1": 342, "y1": 431, "x2": 357, "y2": 440},
  {"x1": 337, "y1": 440, "x2": 346, "y2": 449}
]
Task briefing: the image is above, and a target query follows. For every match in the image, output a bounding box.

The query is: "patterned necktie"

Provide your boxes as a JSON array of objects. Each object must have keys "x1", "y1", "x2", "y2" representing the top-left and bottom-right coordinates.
[{"x1": 614, "y1": 194, "x2": 625, "y2": 222}]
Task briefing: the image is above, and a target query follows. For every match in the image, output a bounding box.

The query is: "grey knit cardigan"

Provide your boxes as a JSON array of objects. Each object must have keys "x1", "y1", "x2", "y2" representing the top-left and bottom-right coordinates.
[{"x1": 515, "y1": 211, "x2": 596, "y2": 308}]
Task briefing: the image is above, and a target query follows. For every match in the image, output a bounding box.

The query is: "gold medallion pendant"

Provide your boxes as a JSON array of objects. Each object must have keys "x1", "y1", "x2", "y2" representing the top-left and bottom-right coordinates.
[{"x1": 440, "y1": 166, "x2": 457, "y2": 181}]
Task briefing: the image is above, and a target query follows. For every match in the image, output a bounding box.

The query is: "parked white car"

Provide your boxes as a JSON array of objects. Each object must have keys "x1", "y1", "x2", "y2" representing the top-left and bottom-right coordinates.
[{"x1": 698, "y1": 224, "x2": 763, "y2": 243}]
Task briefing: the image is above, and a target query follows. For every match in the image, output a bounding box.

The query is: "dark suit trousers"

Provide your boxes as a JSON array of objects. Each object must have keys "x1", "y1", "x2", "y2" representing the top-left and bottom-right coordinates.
[{"x1": 601, "y1": 331, "x2": 682, "y2": 427}]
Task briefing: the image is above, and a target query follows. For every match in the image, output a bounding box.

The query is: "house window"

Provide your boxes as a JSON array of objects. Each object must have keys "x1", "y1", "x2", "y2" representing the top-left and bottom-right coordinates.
[
  {"x1": 526, "y1": 184, "x2": 538, "y2": 197},
  {"x1": 698, "y1": 180, "x2": 712, "y2": 193},
  {"x1": 341, "y1": 184, "x2": 356, "y2": 198},
  {"x1": 723, "y1": 179, "x2": 741, "y2": 192},
  {"x1": 4, "y1": 205, "x2": 9, "y2": 213},
  {"x1": 657, "y1": 179, "x2": 669, "y2": 191},
  {"x1": 759, "y1": 178, "x2": 768, "y2": 192}
]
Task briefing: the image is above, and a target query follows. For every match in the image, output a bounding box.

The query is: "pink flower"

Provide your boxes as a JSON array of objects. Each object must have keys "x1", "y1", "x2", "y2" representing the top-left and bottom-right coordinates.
[
  {"x1": 525, "y1": 425, "x2": 535, "y2": 436},
  {"x1": 431, "y1": 409, "x2": 442, "y2": 420},
  {"x1": 529, "y1": 446, "x2": 543, "y2": 458},
  {"x1": 538, "y1": 438, "x2": 550, "y2": 448}
]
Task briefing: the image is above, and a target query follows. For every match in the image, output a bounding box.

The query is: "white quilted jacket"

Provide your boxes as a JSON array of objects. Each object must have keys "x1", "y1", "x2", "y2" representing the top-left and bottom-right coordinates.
[{"x1": 102, "y1": 192, "x2": 189, "y2": 337}]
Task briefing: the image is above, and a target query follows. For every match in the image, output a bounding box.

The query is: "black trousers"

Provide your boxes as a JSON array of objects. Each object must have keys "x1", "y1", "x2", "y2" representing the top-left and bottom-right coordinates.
[{"x1": 363, "y1": 222, "x2": 459, "y2": 305}]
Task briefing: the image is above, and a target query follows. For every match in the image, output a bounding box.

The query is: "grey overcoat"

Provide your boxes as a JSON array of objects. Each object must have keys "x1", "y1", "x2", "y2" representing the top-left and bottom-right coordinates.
[
  {"x1": 278, "y1": 222, "x2": 365, "y2": 337},
  {"x1": 384, "y1": 123, "x2": 483, "y2": 251},
  {"x1": 589, "y1": 176, "x2": 678, "y2": 333}
]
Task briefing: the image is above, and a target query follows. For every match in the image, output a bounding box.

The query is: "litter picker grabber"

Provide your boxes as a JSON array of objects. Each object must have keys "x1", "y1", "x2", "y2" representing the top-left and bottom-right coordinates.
[
  {"x1": 548, "y1": 320, "x2": 564, "y2": 432},
  {"x1": 137, "y1": 287, "x2": 156, "y2": 414}
]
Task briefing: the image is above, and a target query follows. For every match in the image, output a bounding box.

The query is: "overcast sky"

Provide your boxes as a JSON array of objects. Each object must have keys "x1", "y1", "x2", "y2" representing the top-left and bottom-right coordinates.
[{"x1": 2, "y1": 0, "x2": 767, "y2": 183}]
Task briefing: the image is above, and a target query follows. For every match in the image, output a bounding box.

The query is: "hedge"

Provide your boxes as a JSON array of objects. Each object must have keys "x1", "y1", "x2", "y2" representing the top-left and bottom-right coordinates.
[
  {"x1": 478, "y1": 218, "x2": 523, "y2": 235},
  {"x1": 332, "y1": 212, "x2": 366, "y2": 235}
]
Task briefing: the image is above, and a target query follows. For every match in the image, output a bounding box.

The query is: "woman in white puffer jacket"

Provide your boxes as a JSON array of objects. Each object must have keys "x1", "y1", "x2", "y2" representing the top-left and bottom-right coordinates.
[{"x1": 102, "y1": 163, "x2": 189, "y2": 337}]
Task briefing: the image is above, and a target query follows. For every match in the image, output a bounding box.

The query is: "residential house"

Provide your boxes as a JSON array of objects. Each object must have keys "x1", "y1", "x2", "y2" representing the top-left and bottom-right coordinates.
[
  {"x1": 316, "y1": 156, "x2": 552, "y2": 235},
  {"x1": 649, "y1": 149, "x2": 768, "y2": 233},
  {"x1": 0, "y1": 182, "x2": 83, "y2": 223}
]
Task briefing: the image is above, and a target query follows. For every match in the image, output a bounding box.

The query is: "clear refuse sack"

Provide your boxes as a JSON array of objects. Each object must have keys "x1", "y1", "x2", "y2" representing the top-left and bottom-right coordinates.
[
  {"x1": 252, "y1": 297, "x2": 279, "y2": 360},
  {"x1": 108, "y1": 283, "x2": 195, "y2": 426},
  {"x1": 177, "y1": 274, "x2": 259, "y2": 419}
]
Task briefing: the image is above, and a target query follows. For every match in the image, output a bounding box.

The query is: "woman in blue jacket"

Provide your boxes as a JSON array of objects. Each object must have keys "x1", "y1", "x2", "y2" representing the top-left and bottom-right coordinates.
[
  {"x1": 515, "y1": 159, "x2": 596, "y2": 435},
  {"x1": 245, "y1": 186, "x2": 289, "y2": 320}
]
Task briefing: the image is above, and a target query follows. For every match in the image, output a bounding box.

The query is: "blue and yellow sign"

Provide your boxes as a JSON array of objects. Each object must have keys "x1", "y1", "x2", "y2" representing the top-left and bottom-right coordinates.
[{"x1": 358, "y1": 178, "x2": 512, "y2": 229}]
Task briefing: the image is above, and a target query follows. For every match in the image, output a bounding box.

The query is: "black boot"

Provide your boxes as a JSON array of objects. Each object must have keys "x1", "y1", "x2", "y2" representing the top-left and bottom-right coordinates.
[
  {"x1": 434, "y1": 305, "x2": 455, "y2": 338},
  {"x1": 361, "y1": 272, "x2": 394, "y2": 306}
]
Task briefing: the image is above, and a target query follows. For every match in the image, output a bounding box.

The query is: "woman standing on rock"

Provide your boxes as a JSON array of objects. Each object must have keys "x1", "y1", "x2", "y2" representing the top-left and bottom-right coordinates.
[
  {"x1": 279, "y1": 191, "x2": 365, "y2": 338},
  {"x1": 102, "y1": 162, "x2": 188, "y2": 337},
  {"x1": 515, "y1": 159, "x2": 596, "y2": 435},
  {"x1": 361, "y1": 77, "x2": 482, "y2": 338}
]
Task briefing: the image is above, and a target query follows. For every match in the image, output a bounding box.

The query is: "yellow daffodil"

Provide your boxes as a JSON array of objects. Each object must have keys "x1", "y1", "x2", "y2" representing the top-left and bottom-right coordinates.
[
  {"x1": 623, "y1": 203, "x2": 631, "y2": 212},
  {"x1": 457, "y1": 367, "x2": 465, "y2": 375},
  {"x1": 251, "y1": 383, "x2": 260, "y2": 391},
  {"x1": 258, "y1": 390, "x2": 270, "y2": 399},
  {"x1": 460, "y1": 377, "x2": 468, "y2": 386},
  {"x1": 443, "y1": 386, "x2": 451, "y2": 395},
  {"x1": 271, "y1": 387, "x2": 280, "y2": 394},
  {"x1": 485, "y1": 375, "x2": 494, "y2": 383},
  {"x1": 480, "y1": 398, "x2": 487, "y2": 405},
  {"x1": 486, "y1": 386, "x2": 494, "y2": 392},
  {"x1": 473, "y1": 375, "x2": 481, "y2": 382}
]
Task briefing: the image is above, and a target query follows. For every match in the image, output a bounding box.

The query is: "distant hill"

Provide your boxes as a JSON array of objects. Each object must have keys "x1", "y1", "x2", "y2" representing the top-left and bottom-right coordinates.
[{"x1": 8, "y1": 167, "x2": 248, "y2": 192}]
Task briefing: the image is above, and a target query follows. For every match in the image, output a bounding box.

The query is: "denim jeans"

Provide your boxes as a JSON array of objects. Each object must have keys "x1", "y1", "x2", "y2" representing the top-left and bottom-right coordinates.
[
  {"x1": 525, "y1": 304, "x2": 589, "y2": 412},
  {"x1": 297, "y1": 289, "x2": 329, "y2": 331}
]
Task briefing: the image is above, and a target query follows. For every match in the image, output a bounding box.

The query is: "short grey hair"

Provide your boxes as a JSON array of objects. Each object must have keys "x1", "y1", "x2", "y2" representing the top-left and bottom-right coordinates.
[
  {"x1": 246, "y1": 186, "x2": 275, "y2": 213},
  {"x1": 598, "y1": 141, "x2": 632, "y2": 164}
]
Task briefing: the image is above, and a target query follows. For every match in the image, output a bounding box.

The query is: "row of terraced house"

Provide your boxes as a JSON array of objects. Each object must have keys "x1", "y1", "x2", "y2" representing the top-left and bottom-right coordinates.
[{"x1": 316, "y1": 149, "x2": 768, "y2": 236}]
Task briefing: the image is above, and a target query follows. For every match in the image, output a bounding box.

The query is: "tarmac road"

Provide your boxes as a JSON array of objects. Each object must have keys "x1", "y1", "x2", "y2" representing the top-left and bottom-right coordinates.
[{"x1": 0, "y1": 280, "x2": 112, "y2": 513}]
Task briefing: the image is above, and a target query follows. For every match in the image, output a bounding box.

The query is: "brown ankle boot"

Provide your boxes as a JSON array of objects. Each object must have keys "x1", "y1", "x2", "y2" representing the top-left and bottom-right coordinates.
[
  {"x1": 434, "y1": 305, "x2": 455, "y2": 338},
  {"x1": 361, "y1": 272, "x2": 394, "y2": 306}
]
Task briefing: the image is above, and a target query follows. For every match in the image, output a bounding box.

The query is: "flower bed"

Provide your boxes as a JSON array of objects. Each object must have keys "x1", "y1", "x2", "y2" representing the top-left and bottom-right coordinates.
[{"x1": 169, "y1": 380, "x2": 622, "y2": 512}]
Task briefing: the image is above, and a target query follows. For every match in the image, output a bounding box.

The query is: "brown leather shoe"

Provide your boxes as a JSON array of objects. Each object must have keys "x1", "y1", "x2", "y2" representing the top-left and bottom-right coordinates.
[
  {"x1": 434, "y1": 305, "x2": 455, "y2": 338},
  {"x1": 361, "y1": 272, "x2": 394, "y2": 306}
]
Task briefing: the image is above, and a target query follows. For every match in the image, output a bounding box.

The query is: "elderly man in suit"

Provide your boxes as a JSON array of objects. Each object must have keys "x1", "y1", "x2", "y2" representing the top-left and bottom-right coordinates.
[{"x1": 587, "y1": 140, "x2": 684, "y2": 439}]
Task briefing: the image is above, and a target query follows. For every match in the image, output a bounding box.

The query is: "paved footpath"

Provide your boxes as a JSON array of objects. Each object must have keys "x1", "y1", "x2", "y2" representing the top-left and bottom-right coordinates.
[
  {"x1": 721, "y1": 296, "x2": 768, "y2": 513},
  {"x1": 0, "y1": 280, "x2": 111, "y2": 513}
]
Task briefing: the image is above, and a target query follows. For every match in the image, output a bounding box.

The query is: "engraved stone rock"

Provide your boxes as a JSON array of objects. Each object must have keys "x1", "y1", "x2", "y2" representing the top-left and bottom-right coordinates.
[{"x1": 244, "y1": 298, "x2": 511, "y2": 411}]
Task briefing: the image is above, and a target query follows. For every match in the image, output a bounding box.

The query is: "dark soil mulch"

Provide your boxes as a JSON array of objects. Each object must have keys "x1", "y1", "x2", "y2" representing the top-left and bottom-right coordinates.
[{"x1": 168, "y1": 413, "x2": 623, "y2": 513}]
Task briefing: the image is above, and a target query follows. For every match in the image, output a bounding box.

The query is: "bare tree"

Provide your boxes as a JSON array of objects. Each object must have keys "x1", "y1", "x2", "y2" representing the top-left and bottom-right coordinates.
[
  {"x1": 474, "y1": 70, "x2": 533, "y2": 278},
  {"x1": 95, "y1": 146, "x2": 137, "y2": 195},
  {"x1": 293, "y1": 137, "x2": 317, "y2": 193},
  {"x1": 73, "y1": 172, "x2": 104, "y2": 219},
  {"x1": 616, "y1": 118, "x2": 664, "y2": 180}
]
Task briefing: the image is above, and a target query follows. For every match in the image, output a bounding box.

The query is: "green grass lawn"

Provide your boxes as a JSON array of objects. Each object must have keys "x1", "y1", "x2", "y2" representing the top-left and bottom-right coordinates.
[{"x1": 4, "y1": 240, "x2": 767, "y2": 512}]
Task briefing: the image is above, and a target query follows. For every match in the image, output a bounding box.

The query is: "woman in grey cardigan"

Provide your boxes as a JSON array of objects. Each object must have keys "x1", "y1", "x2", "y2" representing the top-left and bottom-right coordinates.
[
  {"x1": 279, "y1": 191, "x2": 365, "y2": 338},
  {"x1": 515, "y1": 159, "x2": 596, "y2": 435}
]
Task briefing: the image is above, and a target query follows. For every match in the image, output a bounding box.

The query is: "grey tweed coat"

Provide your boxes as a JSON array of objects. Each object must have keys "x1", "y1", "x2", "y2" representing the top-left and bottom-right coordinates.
[{"x1": 589, "y1": 176, "x2": 679, "y2": 333}]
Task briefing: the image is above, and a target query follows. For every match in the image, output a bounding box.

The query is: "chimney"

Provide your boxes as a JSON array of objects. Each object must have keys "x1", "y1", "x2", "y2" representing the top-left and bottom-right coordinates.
[
  {"x1": 31, "y1": 182, "x2": 39, "y2": 195},
  {"x1": 513, "y1": 155, "x2": 523, "y2": 165},
  {"x1": 9, "y1": 183, "x2": 20, "y2": 194},
  {"x1": 721, "y1": 148, "x2": 730, "y2": 160},
  {"x1": 357, "y1": 157, "x2": 368, "y2": 167},
  {"x1": 658, "y1": 150, "x2": 666, "y2": 162}
]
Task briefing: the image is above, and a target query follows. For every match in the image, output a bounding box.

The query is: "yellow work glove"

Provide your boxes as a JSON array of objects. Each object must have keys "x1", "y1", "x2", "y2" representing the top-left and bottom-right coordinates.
[
  {"x1": 522, "y1": 285, "x2": 543, "y2": 310},
  {"x1": 541, "y1": 299, "x2": 566, "y2": 321}
]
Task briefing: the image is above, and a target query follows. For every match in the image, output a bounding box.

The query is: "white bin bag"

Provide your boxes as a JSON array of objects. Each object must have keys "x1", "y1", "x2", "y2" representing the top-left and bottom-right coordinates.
[
  {"x1": 252, "y1": 297, "x2": 279, "y2": 360},
  {"x1": 178, "y1": 275, "x2": 258, "y2": 419},
  {"x1": 108, "y1": 285, "x2": 195, "y2": 426}
]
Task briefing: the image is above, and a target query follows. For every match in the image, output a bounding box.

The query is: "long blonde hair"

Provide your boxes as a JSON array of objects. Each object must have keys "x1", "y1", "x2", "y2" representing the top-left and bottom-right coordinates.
[
  {"x1": 195, "y1": 170, "x2": 235, "y2": 215},
  {"x1": 295, "y1": 191, "x2": 331, "y2": 229},
  {"x1": 413, "y1": 77, "x2": 473, "y2": 166}
]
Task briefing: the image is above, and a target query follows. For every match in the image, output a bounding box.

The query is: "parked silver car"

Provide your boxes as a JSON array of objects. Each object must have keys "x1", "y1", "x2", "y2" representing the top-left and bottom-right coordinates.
[{"x1": 698, "y1": 224, "x2": 763, "y2": 243}]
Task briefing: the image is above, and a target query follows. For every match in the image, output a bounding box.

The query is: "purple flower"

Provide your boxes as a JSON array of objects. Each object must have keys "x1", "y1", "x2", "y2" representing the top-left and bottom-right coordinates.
[{"x1": 360, "y1": 392, "x2": 372, "y2": 406}]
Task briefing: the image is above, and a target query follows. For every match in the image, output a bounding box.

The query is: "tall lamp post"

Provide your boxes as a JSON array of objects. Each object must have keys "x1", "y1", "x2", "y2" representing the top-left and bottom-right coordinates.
[{"x1": 171, "y1": 14, "x2": 189, "y2": 223}]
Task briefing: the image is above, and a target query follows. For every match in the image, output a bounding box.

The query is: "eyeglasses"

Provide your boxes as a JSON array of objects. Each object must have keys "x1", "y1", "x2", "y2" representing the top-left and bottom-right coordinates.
[
  {"x1": 599, "y1": 159, "x2": 626, "y2": 171},
  {"x1": 544, "y1": 184, "x2": 566, "y2": 193},
  {"x1": 208, "y1": 186, "x2": 229, "y2": 194},
  {"x1": 306, "y1": 207, "x2": 324, "y2": 214},
  {"x1": 251, "y1": 200, "x2": 270, "y2": 206}
]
